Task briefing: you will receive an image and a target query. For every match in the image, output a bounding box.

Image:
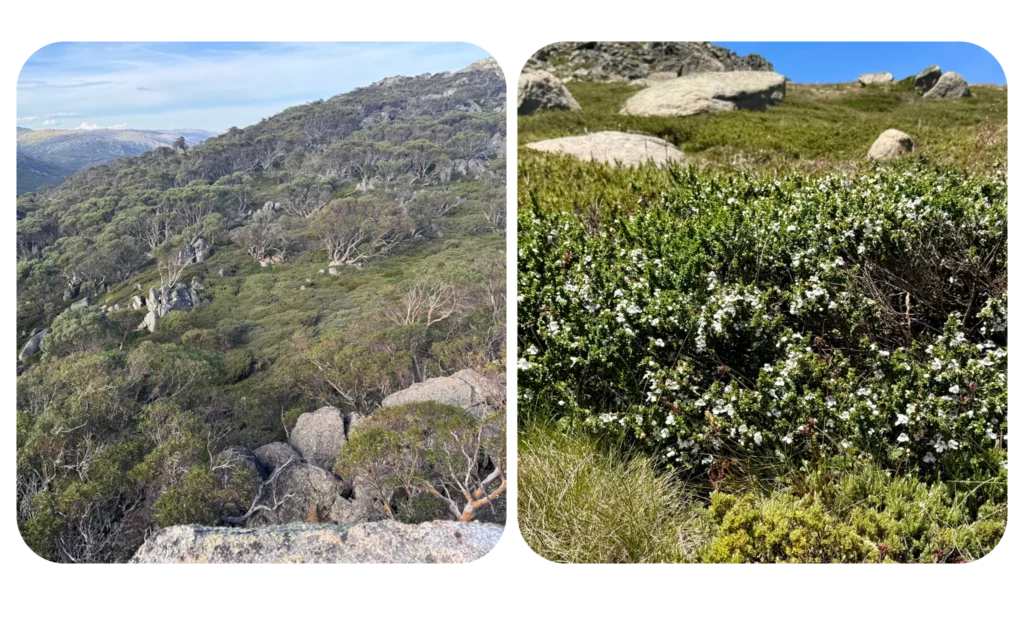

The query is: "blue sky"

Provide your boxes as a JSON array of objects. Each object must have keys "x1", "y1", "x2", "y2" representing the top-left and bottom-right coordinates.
[
  {"x1": 17, "y1": 42, "x2": 491, "y2": 133},
  {"x1": 716, "y1": 42, "x2": 1006, "y2": 85}
]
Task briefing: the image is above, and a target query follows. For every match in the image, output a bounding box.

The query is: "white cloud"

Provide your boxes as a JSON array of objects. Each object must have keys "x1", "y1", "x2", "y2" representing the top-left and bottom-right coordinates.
[
  {"x1": 42, "y1": 119, "x2": 59, "y2": 126},
  {"x1": 75, "y1": 121, "x2": 129, "y2": 130},
  {"x1": 17, "y1": 116, "x2": 38, "y2": 123}
]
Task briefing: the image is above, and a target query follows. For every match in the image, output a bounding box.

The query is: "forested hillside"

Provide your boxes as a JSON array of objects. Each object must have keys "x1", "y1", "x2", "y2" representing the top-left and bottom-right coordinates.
[{"x1": 16, "y1": 58, "x2": 507, "y2": 562}]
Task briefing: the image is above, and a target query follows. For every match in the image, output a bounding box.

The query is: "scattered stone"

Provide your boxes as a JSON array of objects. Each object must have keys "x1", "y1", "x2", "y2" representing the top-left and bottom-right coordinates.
[
  {"x1": 318, "y1": 269, "x2": 326, "y2": 275},
  {"x1": 526, "y1": 131, "x2": 685, "y2": 167},
  {"x1": 131, "y1": 295, "x2": 146, "y2": 310},
  {"x1": 328, "y1": 267, "x2": 340, "y2": 276},
  {"x1": 621, "y1": 71, "x2": 786, "y2": 117},
  {"x1": 915, "y1": 65, "x2": 942, "y2": 94},
  {"x1": 289, "y1": 406, "x2": 348, "y2": 470},
  {"x1": 868, "y1": 129, "x2": 915, "y2": 161},
  {"x1": 922, "y1": 71, "x2": 971, "y2": 99},
  {"x1": 70, "y1": 296, "x2": 90, "y2": 309},
  {"x1": 858, "y1": 72, "x2": 894, "y2": 86},
  {"x1": 130, "y1": 520, "x2": 503, "y2": 563},
  {"x1": 18, "y1": 328, "x2": 49, "y2": 362},
  {"x1": 517, "y1": 69, "x2": 581, "y2": 115}
]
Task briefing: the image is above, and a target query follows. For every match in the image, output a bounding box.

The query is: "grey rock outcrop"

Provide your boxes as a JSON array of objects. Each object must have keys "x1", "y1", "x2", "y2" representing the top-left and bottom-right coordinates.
[
  {"x1": 180, "y1": 237, "x2": 212, "y2": 264},
  {"x1": 923, "y1": 71, "x2": 971, "y2": 99},
  {"x1": 130, "y1": 520, "x2": 503, "y2": 563},
  {"x1": 246, "y1": 461, "x2": 365, "y2": 526},
  {"x1": 381, "y1": 369, "x2": 504, "y2": 419},
  {"x1": 858, "y1": 72, "x2": 894, "y2": 86},
  {"x1": 139, "y1": 311, "x2": 158, "y2": 333},
  {"x1": 212, "y1": 447, "x2": 264, "y2": 520},
  {"x1": 526, "y1": 131, "x2": 685, "y2": 167},
  {"x1": 531, "y1": 41, "x2": 773, "y2": 83},
  {"x1": 289, "y1": 406, "x2": 349, "y2": 470},
  {"x1": 253, "y1": 442, "x2": 300, "y2": 474},
  {"x1": 868, "y1": 129, "x2": 915, "y2": 161},
  {"x1": 915, "y1": 65, "x2": 942, "y2": 94},
  {"x1": 517, "y1": 69, "x2": 581, "y2": 115},
  {"x1": 70, "y1": 296, "x2": 90, "y2": 309},
  {"x1": 192, "y1": 238, "x2": 212, "y2": 263},
  {"x1": 137, "y1": 281, "x2": 203, "y2": 332},
  {"x1": 455, "y1": 57, "x2": 502, "y2": 77},
  {"x1": 131, "y1": 295, "x2": 146, "y2": 310},
  {"x1": 18, "y1": 328, "x2": 49, "y2": 362},
  {"x1": 621, "y1": 71, "x2": 786, "y2": 117}
]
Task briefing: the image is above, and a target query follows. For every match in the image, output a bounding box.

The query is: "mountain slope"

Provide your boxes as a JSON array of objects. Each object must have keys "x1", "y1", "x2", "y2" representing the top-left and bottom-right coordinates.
[
  {"x1": 16, "y1": 151, "x2": 76, "y2": 196},
  {"x1": 15, "y1": 127, "x2": 217, "y2": 194},
  {"x1": 16, "y1": 59, "x2": 507, "y2": 562}
]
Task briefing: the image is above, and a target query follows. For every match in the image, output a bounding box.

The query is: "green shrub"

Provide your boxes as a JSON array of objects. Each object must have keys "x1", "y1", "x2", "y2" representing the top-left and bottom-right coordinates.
[
  {"x1": 518, "y1": 162, "x2": 1006, "y2": 485},
  {"x1": 40, "y1": 306, "x2": 119, "y2": 358},
  {"x1": 703, "y1": 491, "x2": 878, "y2": 563},
  {"x1": 179, "y1": 328, "x2": 220, "y2": 351}
]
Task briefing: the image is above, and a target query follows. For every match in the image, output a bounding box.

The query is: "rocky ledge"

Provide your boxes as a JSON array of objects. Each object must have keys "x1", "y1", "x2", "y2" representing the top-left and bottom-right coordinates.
[{"x1": 130, "y1": 520, "x2": 503, "y2": 564}]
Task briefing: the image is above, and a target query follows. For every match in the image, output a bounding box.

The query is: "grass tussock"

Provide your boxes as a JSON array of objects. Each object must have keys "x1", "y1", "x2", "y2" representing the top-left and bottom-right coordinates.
[{"x1": 519, "y1": 424, "x2": 711, "y2": 563}]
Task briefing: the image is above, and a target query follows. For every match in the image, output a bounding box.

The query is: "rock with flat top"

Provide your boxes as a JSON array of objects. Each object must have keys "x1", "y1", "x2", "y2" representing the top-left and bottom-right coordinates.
[
  {"x1": 621, "y1": 71, "x2": 786, "y2": 117},
  {"x1": 526, "y1": 131, "x2": 685, "y2": 167},
  {"x1": 858, "y1": 72, "x2": 893, "y2": 86},
  {"x1": 381, "y1": 369, "x2": 504, "y2": 419},
  {"x1": 129, "y1": 520, "x2": 503, "y2": 563}
]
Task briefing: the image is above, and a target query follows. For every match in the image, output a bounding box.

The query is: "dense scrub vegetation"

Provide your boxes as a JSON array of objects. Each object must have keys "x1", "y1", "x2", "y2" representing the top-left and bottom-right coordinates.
[
  {"x1": 517, "y1": 81, "x2": 1007, "y2": 563},
  {"x1": 16, "y1": 60, "x2": 506, "y2": 562}
]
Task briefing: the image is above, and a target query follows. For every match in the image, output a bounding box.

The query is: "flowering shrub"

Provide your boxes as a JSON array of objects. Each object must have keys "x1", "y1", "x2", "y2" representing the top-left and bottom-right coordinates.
[{"x1": 518, "y1": 161, "x2": 1007, "y2": 485}]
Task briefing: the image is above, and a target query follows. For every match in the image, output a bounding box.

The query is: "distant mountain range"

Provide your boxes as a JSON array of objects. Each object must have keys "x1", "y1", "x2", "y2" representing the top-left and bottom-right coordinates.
[{"x1": 16, "y1": 127, "x2": 217, "y2": 194}]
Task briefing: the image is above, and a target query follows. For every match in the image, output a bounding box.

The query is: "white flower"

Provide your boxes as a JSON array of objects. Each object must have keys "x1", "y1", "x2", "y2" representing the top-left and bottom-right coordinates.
[
  {"x1": 923, "y1": 453, "x2": 937, "y2": 463},
  {"x1": 753, "y1": 432, "x2": 763, "y2": 446},
  {"x1": 897, "y1": 433, "x2": 910, "y2": 443},
  {"x1": 655, "y1": 338, "x2": 665, "y2": 347},
  {"x1": 895, "y1": 414, "x2": 908, "y2": 426},
  {"x1": 517, "y1": 358, "x2": 531, "y2": 370},
  {"x1": 526, "y1": 345, "x2": 539, "y2": 355},
  {"x1": 949, "y1": 385, "x2": 960, "y2": 394}
]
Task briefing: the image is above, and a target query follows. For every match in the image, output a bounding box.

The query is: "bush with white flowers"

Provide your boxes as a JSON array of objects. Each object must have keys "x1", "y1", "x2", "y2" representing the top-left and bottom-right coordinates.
[{"x1": 518, "y1": 161, "x2": 1006, "y2": 485}]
